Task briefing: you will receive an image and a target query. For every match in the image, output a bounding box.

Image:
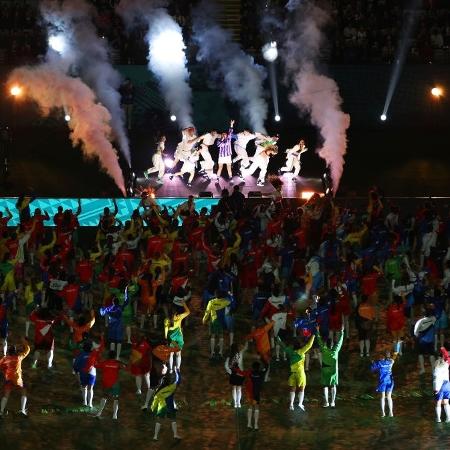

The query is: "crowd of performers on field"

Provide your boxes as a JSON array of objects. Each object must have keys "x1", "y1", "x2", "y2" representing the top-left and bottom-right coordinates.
[
  {"x1": 144, "y1": 120, "x2": 308, "y2": 187},
  {"x1": 0, "y1": 188, "x2": 450, "y2": 439}
]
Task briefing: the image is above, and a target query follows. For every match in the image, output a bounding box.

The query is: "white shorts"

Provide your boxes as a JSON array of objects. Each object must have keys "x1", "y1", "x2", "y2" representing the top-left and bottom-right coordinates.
[{"x1": 218, "y1": 155, "x2": 232, "y2": 164}]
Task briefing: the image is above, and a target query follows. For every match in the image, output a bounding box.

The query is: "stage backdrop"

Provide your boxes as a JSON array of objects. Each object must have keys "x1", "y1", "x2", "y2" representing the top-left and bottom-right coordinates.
[{"x1": 1, "y1": 198, "x2": 219, "y2": 227}]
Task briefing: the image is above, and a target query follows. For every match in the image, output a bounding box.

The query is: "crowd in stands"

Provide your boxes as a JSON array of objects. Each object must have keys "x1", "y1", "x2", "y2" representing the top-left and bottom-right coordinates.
[{"x1": 0, "y1": 0, "x2": 449, "y2": 65}]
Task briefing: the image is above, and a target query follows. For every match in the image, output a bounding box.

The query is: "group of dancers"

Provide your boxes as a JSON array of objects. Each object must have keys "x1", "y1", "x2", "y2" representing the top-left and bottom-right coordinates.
[
  {"x1": 144, "y1": 121, "x2": 308, "y2": 187},
  {"x1": 0, "y1": 190, "x2": 449, "y2": 442}
]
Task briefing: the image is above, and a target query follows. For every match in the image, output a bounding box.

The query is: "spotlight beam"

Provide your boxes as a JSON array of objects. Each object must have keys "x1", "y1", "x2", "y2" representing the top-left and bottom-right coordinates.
[
  {"x1": 381, "y1": 0, "x2": 422, "y2": 120},
  {"x1": 269, "y1": 62, "x2": 280, "y2": 123}
]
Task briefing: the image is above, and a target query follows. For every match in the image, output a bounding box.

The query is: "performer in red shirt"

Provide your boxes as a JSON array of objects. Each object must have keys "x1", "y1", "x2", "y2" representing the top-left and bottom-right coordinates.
[
  {"x1": 60, "y1": 275, "x2": 80, "y2": 312},
  {"x1": 29, "y1": 307, "x2": 61, "y2": 369},
  {"x1": 95, "y1": 351, "x2": 127, "y2": 419}
]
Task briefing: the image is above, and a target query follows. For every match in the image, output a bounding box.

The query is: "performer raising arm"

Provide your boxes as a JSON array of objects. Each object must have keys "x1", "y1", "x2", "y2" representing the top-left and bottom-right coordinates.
[{"x1": 216, "y1": 120, "x2": 235, "y2": 182}]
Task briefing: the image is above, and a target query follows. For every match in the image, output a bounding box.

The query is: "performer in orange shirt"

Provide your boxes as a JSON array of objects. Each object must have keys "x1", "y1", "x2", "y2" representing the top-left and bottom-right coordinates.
[
  {"x1": 246, "y1": 321, "x2": 273, "y2": 382},
  {"x1": 0, "y1": 337, "x2": 30, "y2": 416}
]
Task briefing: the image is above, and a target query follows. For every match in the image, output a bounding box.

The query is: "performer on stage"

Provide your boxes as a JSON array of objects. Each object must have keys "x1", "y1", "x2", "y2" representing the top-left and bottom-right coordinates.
[
  {"x1": 173, "y1": 127, "x2": 198, "y2": 169},
  {"x1": 145, "y1": 136, "x2": 166, "y2": 184},
  {"x1": 242, "y1": 135, "x2": 278, "y2": 186},
  {"x1": 197, "y1": 131, "x2": 218, "y2": 180},
  {"x1": 169, "y1": 147, "x2": 200, "y2": 188},
  {"x1": 170, "y1": 127, "x2": 204, "y2": 187},
  {"x1": 280, "y1": 139, "x2": 308, "y2": 179},
  {"x1": 216, "y1": 120, "x2": 235, "y2": 182},
  {"x1": 233, "y1": 129, "x2": 264, "y2": 175}
]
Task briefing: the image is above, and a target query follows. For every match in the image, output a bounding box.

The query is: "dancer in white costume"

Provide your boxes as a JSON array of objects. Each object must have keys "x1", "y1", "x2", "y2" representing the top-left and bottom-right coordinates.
[
  {"x1": 280, "y1": 139, "x2": 308, "y2": 179},
  {"x1": 170, "y1": 127, "x2": 203, "y2": 187},
  {"x1": 173, "y1": 127, "x2": 198, "y2": 169},
  {"x1": 145, "y1": 136, "x2": 167, "y2": 183},
  {"x1": 233, "y1": 130, "x2": 264, "y2": 175},
  {"x1": 243, "y1": 135, "x2": 278, "y2": 186},
  {"x1": 197, "y1": 131, "x2": 218, "y2": 180},
  {"x1": 170, "y1": 147, "x2": 200, "y2": 188}
]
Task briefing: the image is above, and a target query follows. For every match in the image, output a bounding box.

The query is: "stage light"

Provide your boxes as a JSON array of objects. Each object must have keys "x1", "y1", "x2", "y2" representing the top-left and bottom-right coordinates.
[
  {"x1": 431, "y1": 86, "x2": 443, "y2": 98},
  {"x1": 274, "y1": 114, "x2": 281, "y2": 122},
  {"x1": 64, "y1": 114, "x2": 71, "y2": 122},
  {"x1": 262, "y1": 41, "x2": 278, "y2": 62},
  {"x1": 170, "y1": 115, "x2": 177, "y2": 122},
  {"x1": 10, "y1": 85, "x2": 22, "y2": 97},
  {"x1": 380, "y1": 114, "x2": 387, "y2": 121},
  {"x1": 48, "y1": 34, "x2": 66, "y2": 54},
  {"x1": 164, "y1": 158, "x2": 174, "y2": 168}
]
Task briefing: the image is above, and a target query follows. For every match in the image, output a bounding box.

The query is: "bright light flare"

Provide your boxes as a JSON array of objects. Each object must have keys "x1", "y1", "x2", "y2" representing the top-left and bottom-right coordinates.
[
  {"x1": 274, "y1": 114, "x2": 281, "y2": 122},
  {"x1": 64, "y1": 114, "x2": 71, "y2": 122},
  {"x1": 301, "y1": 191, "x2": 315, "y2": 200},
  {"x1": 10, "y1": 85, "x2": 22, "y2": 97},
  {"x1": 431, "y1": 86, "x2": 443, "y2": 98},
  {"x1": 301, "y1": 191, "x2": 324, "y2": 200},
  {"x1": 170, "y1": 115, "x2": 177, "y2": 122},
  {"x1": 48, "y1": 34, "x2": 67, "y2": 54},
  {"x1": 262, "y1": 41, "x2": 278, "y2": 62},
  {"x1": 164, "y1": 158, "x2": 174, "y2": 168},
  {"x1": 380, "y1": 114, "x2": 387, "y2": 121}
]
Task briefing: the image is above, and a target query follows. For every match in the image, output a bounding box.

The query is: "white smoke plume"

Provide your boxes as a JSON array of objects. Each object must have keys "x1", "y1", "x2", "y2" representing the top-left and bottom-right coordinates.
[
  {"x1": 40, "y1": 0, "x2": 131, "y2": 166},
  {"x1": 117, "y1": 0, "x2": 193, "y2": 128},
  {"x1": 192, "y1": 1, "x2": 268, "y2": 134},
  {"x1": 8, "y1": 65, "x2": 126, "y2": 195},
  {"x1": 282, "y1": 0, "x2": 350, "y2": 192}
]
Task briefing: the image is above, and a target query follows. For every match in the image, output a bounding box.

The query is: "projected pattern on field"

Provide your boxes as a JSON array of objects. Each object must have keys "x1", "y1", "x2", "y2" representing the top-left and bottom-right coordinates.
[{"x1": 1, "y1": 198, "x2": 219, "y2": 226}]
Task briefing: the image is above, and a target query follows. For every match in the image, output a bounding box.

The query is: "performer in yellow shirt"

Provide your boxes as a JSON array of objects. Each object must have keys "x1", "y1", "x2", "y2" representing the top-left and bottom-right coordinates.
[
  {"x1": 278, "y1": 334, "x2": 315, "y2": 410},
  {"x1": 202, "y1": 296, "x2": 231, "y2": 358},
  {"x1": 164, "y1": 302, "x2": 190, "y2": 373}
]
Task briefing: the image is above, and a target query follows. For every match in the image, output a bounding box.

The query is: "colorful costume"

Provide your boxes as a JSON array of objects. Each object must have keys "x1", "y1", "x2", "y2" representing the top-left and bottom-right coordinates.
[
  {"x1": 151, "y1": 371, "x2": 180, "y2": 419},
  {"x1": 202, "y1": 298, "x2": 231, "y2": 335},
  {"x1": 165, "y1": 304, "x2": 190, "y2": 349},
  {"x1": 279, "y1": 335, "x2": 315, "y2": 388},
  {"x1": 0, "y1": 341, "x2": 30, "y2": 390},
  {"x1": 99, "y1": 287, "x2": 130, "y2": 343},
  {"x1": 316, "y1": 331, "x2": 344, "y2": 386},
  {"x1": 371, "y1": 355, "x2": 397, "y2": 393}
]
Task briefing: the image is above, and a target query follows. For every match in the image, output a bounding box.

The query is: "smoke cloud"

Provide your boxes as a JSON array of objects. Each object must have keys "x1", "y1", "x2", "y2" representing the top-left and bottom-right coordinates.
[
  {"x1": 41, "y1": 0, "x2": 131, "y2": 166},
  {"x1": 117, "y1": 0, "x2": 193, "y2": 128},
  {"x1": 8, "y1": 65, "x2": 126, "y2": 195},
  {"x1": 192, "y1": 1, "x2": 268, "y2": 133},
  {"x1": 282, "y1": 0, "x2": 350, "y2": 192}
]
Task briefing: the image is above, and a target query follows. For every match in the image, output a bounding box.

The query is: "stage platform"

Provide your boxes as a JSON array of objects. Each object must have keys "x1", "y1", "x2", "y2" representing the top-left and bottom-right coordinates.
[{"x1": 137, "y1": 173, "x2": 323, "y2": 198}]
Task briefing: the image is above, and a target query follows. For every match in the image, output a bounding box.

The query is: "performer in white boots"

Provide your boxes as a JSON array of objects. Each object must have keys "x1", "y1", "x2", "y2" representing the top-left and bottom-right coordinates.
[
  {"x1": 280, "y1": 139, "x2": 308, "y2": 180},
  {"x1": 171, "y1": 127, "x2": 203, "y2": 187},
  {"x1": 145, "y1": 136, "x2": 167, "y2": 184},
  {"x1": 242, "y1": 135, "x2": 278, "y2": 186},
  {"x1": 233, "y1": 129, "x2": 264, "y2": 176},
  {"x1": 173, "y1": 127, "x2": 198, "y2": 170}
]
